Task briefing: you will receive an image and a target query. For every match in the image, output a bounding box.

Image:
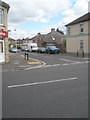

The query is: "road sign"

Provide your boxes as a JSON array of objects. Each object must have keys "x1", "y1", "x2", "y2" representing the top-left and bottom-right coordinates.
[{"x1": 0, "y1": 30, "x2": 8, "y2": 38}]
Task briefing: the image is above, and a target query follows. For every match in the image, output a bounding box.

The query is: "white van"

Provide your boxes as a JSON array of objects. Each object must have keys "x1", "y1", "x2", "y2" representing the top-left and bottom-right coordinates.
[{"x1": 28, "y1": 43, "x2": 38, "y2": 52}]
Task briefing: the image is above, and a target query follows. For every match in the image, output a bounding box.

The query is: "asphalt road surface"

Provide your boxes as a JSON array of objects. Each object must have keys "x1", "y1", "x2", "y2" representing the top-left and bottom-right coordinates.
[{"x1": 2, "y1": 52, "x2": 88, "y2": 118}]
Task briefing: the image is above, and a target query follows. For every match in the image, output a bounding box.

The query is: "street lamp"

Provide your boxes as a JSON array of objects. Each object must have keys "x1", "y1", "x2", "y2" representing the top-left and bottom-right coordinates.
[{"x1": 14, "y1": 29, "x2": 17, "y2": 54}]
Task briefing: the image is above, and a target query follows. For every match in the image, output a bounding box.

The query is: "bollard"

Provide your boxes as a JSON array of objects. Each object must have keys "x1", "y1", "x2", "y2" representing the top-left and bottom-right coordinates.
[
  {"x1": 24, "y1": 53, "x2": 26, "y2": 60},
  {"x1": 77, "y1": 51, "x2": 78, "y2": 57},
  {"x1": 25, "y1": 52, "x2": 29, "y2": 60},
  {"x1": 27, "y1": 53, "x2": 29, "y2": 60},
  {"x1": 82, "y1": 51, "x2": 84, "y2": 58}
]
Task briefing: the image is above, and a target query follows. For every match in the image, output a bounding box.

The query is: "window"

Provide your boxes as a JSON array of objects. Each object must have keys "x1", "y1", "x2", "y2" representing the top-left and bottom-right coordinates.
[
  {"x1": 0, "y1": 9, "x2": 3, "y2": 25},
  {"x1": 80, "y1": 24, "x2": 84, "y2": 33},
  {"x1": 0, "y1": 42, "x2": 3, "y2": 53},
  {"x1": 67, "y1": 26, "x2": 70, "y2": 34},
  {"x1": 80, "y1": 40, "x2": 84, "y2": 50},
  {"x1": 51, "y1": 36, "x2": 55, "y2": 41}
]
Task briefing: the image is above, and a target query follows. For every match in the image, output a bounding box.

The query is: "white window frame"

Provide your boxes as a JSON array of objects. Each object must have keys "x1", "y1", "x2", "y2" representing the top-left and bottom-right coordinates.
[{"x1": 0, "y1": 8, "x2": 3, "y2": 25}]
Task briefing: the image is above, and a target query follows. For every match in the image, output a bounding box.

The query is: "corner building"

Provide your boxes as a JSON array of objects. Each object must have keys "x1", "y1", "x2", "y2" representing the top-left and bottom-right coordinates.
[{"x1": 0, "y1": 1, "x2": 10, "y2": 63}]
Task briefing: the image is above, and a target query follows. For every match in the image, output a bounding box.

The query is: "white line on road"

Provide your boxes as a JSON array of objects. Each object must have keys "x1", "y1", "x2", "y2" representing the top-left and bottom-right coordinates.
[
  {"x1": 8, "y1": 77, "x2": 77, "y2": 88},
  {"x1": 44, "y1": 65, "x2": 52, "y2": 68},
  {"x1": 52, "y1": 64, "x2": 61, "y2": 67},
  {"x1": 59, "y1": 58, "x2": 77, "y2": 63}
]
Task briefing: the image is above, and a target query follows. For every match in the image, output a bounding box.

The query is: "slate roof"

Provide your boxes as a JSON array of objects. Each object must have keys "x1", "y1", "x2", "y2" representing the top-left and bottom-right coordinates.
[
  {"x1": 65, "y1": 12, "x2": 90, "y2": 26},
  {"x1": 0, "y1": 1, "x2": 10, "y2": 11}
]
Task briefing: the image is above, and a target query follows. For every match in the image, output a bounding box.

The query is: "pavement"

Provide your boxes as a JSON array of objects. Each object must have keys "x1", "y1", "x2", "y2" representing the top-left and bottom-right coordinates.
[{"x1": 2, "y1": 53, "x2": 46, "y2": 72}]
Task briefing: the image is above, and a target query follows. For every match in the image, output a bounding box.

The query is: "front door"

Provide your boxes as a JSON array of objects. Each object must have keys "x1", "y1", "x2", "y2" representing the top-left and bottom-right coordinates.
[{"x1": 0, "y1": 40, "x2": 5, "y2": 63}]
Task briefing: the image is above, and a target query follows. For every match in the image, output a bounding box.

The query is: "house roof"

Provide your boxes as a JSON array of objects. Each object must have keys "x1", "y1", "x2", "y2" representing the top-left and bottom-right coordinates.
[
  {"x1": 0, "y1": 1, "x2": 10, "y2": 12},
  {"x1": 65, "y1": 12, "x2": 90, "y2": 26}
]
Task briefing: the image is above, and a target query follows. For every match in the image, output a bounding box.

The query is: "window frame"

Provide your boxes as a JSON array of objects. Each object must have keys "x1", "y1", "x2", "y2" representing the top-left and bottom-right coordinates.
[{"x1": 0, "y1": 8, "x2": 3, "y2": 25}]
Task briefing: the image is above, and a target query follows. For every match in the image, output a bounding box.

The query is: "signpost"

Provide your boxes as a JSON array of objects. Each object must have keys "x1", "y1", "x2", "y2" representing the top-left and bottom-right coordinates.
[{"x1": 0, "y1": 30, "x2": 8, "y2": 38}]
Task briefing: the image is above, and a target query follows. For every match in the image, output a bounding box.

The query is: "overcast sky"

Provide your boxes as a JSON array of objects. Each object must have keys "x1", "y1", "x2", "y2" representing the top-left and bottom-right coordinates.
[{"x1": 2, "y1": 0, "x2": 90, "y2": 39}]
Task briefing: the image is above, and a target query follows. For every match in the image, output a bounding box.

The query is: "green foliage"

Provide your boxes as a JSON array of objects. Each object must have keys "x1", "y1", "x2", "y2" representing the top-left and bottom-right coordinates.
[
  {"x1": 63, "y1": 39, "x2": 66, "y2": 46},
  {"x1": 41, "y1": 41, "x2": 46, "y2": 47}
]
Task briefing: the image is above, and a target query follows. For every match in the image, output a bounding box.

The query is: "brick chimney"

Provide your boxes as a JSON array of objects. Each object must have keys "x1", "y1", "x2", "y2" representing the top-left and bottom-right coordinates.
[{"x1": 51, "y1": 28, "x2": 55, "y2": 32}]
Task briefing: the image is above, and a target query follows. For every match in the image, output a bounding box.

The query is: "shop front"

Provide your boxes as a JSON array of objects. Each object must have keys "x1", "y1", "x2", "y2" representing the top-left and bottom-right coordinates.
[{"x1": 0, "y1": 29, "x2": 8, "y2": 63}]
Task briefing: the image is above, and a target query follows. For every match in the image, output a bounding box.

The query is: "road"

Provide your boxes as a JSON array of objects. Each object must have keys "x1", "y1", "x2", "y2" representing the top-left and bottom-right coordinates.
[{"x1": 2, "y1": 52, "x2": 88, "y2": 118}]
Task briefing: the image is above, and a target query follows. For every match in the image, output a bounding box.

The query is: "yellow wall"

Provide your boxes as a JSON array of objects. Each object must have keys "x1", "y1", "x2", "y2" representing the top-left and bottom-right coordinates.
[{"x1": 66, "y1": 21, "x2": 89, "y2": 54}]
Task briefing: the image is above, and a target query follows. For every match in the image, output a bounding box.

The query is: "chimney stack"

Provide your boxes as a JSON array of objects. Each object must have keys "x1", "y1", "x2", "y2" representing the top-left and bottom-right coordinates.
[{"x1": 51, "y1": 28, "x2": 55, "y2": 32}]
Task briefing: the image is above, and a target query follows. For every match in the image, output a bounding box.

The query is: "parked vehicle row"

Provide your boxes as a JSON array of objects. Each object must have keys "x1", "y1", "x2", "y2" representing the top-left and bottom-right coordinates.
[
  {"x1": 20, "y1": 45, "x2": 60, "y2": 54},
  {"x1": 9, "y1": 45, "x2": 60, "y2": 54}
]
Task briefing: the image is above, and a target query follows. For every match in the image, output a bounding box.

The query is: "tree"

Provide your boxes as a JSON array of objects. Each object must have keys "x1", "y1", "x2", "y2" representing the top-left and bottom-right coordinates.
[
  {"x1": 63, "y1": 39, "x2": 66, "y2": 46},
  {"x1": 41, "y1": 41, "x2": 46, "y2": 47}
]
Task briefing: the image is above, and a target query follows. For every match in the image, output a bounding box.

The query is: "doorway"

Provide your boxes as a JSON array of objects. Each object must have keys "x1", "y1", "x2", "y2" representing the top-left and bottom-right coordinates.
[{"x1": 0, "y1": 40, "x2": 5, "y2": 63}]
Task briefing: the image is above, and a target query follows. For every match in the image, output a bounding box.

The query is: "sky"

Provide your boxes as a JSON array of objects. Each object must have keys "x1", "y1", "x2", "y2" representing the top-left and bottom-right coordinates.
[{"x1": 2, "y1": 0, "x2": 90, "y2": 39}]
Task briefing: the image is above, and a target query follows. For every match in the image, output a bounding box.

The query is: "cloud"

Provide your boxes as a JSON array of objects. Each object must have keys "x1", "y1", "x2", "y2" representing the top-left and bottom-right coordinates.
[
  {"x1": 3, "y1": 0, "x2": 72, "y2": 24},
  {"x1": 3, "y1": 0, "x2": 90, "y2": 39},
  {"x1": 57, "y1": 0, "x2": 89, "y2": 34}
]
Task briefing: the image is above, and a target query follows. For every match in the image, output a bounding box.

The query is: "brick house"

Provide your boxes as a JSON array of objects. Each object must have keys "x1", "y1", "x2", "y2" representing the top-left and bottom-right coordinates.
[
  {"x1": 30, "y1": 33, "x2": 46, "y2": 47},
  {"x1": 46, "y1": 28, "x2": 65, "y2": 49},
  {"x1": 30, "y1": 28, "x2": 66, "y2": 50},
  {"x1": 22, "y1": 37, "x2": 30, "y2": 46}
]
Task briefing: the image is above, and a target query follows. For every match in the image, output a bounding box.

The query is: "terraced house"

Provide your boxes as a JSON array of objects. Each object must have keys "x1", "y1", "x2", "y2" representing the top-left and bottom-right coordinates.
[
  {"x1": 0, "y1": 1, "x2": 10, "y2": 63},
  {"x1": 65, "y1": 12, "x2": 90, "y2": 57}
]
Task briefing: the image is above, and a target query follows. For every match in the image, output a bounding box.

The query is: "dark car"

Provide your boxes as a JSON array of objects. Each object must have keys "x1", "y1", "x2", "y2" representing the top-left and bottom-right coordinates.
[
  {"x1": 46, "y1": 46, "x2": 60, "y2": 54},
  {"x1": 37, "y1": 47, "x2": 46, "y2": 53},
  {"x1": 9, "y1": 47, "x2": 19, "y2": 53}
]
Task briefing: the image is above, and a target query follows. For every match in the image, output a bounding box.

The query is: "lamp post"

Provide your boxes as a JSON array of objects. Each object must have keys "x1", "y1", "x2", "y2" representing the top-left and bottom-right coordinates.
[{"x1": 14, "y1": 29, "x2": 17, "y2": 54}]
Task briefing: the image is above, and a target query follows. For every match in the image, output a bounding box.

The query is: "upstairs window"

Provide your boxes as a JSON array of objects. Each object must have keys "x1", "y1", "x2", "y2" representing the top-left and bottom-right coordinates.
[
  {"x1": 0, "y1": 9, "x2": 3, "y2": 25},
  {"x1": 80, "y1": 24, "x2": 84, "y2": 33},
  {"x1": 67, "y1": 26, "x2": 71, "y2": 35}
]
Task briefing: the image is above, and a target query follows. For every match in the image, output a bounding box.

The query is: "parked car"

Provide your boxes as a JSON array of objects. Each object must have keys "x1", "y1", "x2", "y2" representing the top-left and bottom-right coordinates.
[
  {"x1": 21, "y1": 46, "x2": 29, "y2": 52},
  {"x1": 9, "y1": 47, "x2": 19, "y2": 53},
  {"x1": 37, "y1": 47, "x2": 46, "y2": 53},
  {"x1": 46, "y1": 46, "x2": 60, "y2": 54}
]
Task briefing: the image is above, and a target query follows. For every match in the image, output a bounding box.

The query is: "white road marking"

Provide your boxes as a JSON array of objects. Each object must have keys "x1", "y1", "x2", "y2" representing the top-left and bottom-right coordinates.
[
  {"x1": 52, "y1": 64, "x2": 61, "y2": 67},
  {"x1": 59, "y1": 58, "x2": 77, "y2": 63},
  {"x1": 44, "y1": 65, "x2": 52, "y2": 68},
  {"x1": 8, "y1": 77, "x2": 77, "y2": 88},
  {"x1": 85, "y1": 61, "x2": 90, "y2": 63},
  {"x1": 62, "y1": 63, "x2": 69, "y2": 66}
]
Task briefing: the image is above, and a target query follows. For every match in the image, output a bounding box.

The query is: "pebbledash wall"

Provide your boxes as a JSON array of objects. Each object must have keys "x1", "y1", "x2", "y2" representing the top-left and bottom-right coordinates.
[
  {"x1": 65, "y1": 13, "x2": 90, "y2": 57},
  {"x1": 0, "y1": 1, "x2": 10, "y2": 63}
]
